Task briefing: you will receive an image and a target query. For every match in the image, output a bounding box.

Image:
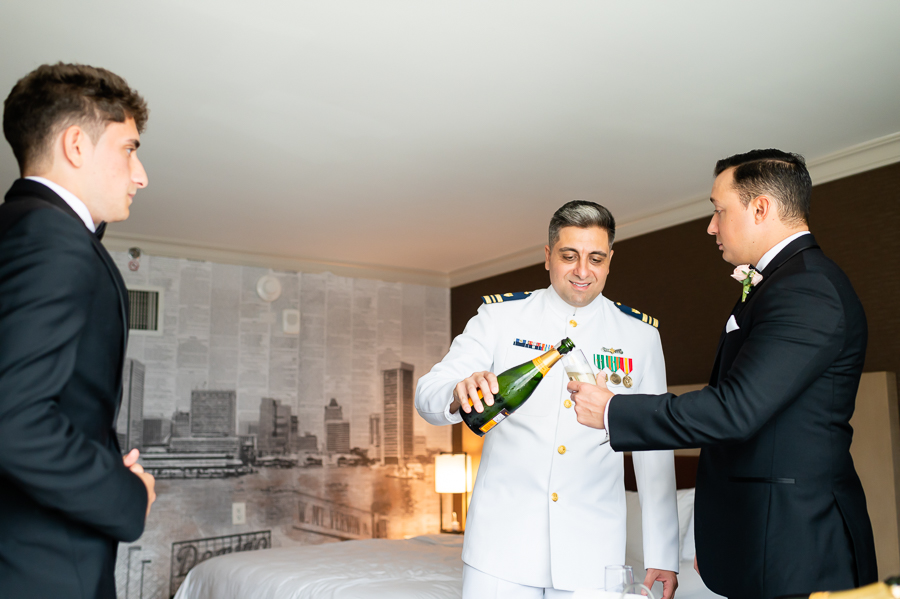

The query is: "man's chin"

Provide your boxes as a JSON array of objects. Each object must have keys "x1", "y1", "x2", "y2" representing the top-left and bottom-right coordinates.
[
  {"x1": 562, "y1": 291, "x2": 597, "y2": 308},
  {"x1": 109, "y1": 206, "x2": 131, "y2": 223}
]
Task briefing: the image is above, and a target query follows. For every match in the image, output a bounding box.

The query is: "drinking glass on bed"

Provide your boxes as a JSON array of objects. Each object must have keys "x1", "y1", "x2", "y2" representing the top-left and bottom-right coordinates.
[
  {"x1": 604, "y1": 565, "x2": 657, "y2": 598},
  {"x1": 604, "y1": 565, "x2": 634, "y2": 593},
  {"x1": 562, "y1": 349, "x2": 596, "y2": 384}
]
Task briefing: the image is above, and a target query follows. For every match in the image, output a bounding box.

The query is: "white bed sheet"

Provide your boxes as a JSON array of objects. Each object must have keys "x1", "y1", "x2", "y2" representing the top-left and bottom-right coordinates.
[
  {"x1": 174, "y1": 533, "x2": 722, "y2": 599},
  {"x1": 173, "y1": 534, "x2": 464, "y2": 599}
]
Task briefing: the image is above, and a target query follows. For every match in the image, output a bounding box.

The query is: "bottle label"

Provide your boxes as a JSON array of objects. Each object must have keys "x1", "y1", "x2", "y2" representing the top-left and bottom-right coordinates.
[
  {"x1": 479, "y1": 409, "x2": 510, "y2": 433},
  {"x1": 532, "y1": 349, "x2": 561, "y2": 376}
]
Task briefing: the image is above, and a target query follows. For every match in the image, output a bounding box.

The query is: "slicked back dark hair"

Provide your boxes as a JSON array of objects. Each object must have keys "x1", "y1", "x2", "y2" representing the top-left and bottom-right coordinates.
[
  {"x1": 714, "y1": 149, "x2": 811, "y2": 225},
  {"x1": 549, "y1": 200, "x2": 616, "y2": 248},
  {"x1": 3, "y1": 62, "x2": 148, "y2": 174}
]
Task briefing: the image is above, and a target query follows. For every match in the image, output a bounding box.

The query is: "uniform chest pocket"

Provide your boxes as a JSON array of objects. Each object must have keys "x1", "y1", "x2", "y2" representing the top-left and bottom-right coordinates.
[{"x1": 497, "y1": 345, "x2": 559, "y2": 417}]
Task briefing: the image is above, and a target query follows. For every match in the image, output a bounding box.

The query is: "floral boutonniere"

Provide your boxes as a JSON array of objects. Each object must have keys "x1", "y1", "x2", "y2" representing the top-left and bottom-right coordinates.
[{"x1": 731, "y1": 265, "x2": 763, "y2": 302}]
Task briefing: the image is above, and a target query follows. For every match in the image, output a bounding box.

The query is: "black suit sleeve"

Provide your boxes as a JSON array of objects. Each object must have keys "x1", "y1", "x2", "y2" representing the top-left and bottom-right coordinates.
[
  {"x1": 0, "y1": 210, "x2": 147, "y2": 541},
  {"x1": 609, "y1": 271, "x2": 845, "y2": 450}
]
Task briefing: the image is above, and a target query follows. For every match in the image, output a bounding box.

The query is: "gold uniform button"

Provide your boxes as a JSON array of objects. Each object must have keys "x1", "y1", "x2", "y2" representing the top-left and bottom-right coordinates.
[
  {"x1": 564, "y1": 399, "x2": 572, "y2": 409},
  {"x1": 569, "y1": 319, "x2": 578, "y2": 327},
  {"x1": 558, "y1": 445, "x2": 566, "y2": 454},
  {"x1": 551, "y1": 493, "x2": 558, "y2": 502}
]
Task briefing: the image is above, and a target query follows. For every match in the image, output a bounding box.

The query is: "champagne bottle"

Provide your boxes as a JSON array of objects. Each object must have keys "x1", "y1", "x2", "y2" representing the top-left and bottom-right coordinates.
[{"x1": 460, "y1": 338, "x2": 575, "y2": 437}]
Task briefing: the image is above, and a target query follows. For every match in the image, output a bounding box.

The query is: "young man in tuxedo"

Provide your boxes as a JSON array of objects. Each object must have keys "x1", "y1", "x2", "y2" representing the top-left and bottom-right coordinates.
[
  {"x1": 0, "y1": 63, "x2": 156, "y2": 598},
  {"x1": 568, "y1": 150, "x2": 877, "y2": 599}
]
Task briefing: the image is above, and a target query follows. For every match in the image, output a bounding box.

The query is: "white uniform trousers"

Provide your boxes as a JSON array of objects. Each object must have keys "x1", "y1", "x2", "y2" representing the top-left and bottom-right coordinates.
[{"x1": 463, "y1": 564, "x2": 575, "y2": 598}]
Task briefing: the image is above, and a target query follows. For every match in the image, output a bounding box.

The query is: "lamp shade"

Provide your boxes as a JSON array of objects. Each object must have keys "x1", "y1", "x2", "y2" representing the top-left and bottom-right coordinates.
[{"x1": 435, "y1": 453, "x2": 468, "y2": 493}]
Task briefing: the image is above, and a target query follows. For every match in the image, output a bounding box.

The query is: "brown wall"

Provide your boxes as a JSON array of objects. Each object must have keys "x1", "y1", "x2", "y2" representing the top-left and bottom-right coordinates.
[{"x1": 451, "y1": 161, "x2": 900, "y2": 386}]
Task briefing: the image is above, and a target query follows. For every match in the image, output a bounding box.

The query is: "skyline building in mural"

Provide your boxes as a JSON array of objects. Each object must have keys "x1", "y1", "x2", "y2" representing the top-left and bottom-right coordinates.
[
  {"x1": 296, "y1": 432, "x2": 318, "y2": 452},
  {"x1": 325, "y1": 398, "x2": 351, "y2": 454},
  {"x1": 382, "y1": 357, "x2": 415, "y2": 466},
  {"x1": 172, "y1": 410, "x2": 190, "y2": 438},
  {"x1": 191, "y1": 390, "x2": 237, "y2": 437},
  {"x1": 116, "y1": 358, "x2": 145, "y2": 452},
  {"x1": 143, "y1": 417, "x2": 172, "y2": 446},
  {"x1": 324, "y1": 398, "x2": 343, "y2": 421},
  {"x1": 258, "y1": 397, "x2": 293, "y2": 454},
  {"x1": 369, "y1": 413, "x2": 382, "y2": 462}
]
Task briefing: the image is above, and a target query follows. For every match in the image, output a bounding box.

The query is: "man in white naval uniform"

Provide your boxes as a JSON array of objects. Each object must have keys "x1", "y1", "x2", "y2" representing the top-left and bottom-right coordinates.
[{"x1": 416, "y1": 201, "x2": 680, "y2": 598}]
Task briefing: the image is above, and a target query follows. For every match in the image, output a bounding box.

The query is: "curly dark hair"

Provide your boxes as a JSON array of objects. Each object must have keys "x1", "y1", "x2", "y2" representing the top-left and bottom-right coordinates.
[{"x1": 3, "y1": 62, "x2": 148, "y2": 173}]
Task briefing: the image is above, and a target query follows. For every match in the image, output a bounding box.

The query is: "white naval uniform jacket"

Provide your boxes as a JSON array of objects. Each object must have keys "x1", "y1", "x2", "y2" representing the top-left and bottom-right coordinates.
[{"x1": 416, "y1": 286, "x2": 680, "y2": 591}]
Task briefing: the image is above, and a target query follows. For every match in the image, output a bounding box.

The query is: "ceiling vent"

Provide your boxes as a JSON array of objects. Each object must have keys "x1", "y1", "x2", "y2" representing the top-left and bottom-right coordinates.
[{"x1": 128, "y1": 286, "x2": 164, "y2": 335}]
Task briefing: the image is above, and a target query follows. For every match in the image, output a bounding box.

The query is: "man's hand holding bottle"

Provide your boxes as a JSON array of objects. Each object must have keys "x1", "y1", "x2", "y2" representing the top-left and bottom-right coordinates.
[{"x1": 450, "y1": 371, "x2": 498, "y2": 414}]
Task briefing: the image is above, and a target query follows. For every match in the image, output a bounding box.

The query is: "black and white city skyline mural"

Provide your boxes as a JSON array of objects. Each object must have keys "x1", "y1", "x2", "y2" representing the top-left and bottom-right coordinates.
[{"x1": 109, "y1": 251, "x2": 452, "y2": 599}]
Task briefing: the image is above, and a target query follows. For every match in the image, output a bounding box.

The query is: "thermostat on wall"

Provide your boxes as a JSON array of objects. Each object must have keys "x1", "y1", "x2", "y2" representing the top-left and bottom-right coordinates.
[{"x1": 283, "y1": 309, "x2": 300, "y2": 334}]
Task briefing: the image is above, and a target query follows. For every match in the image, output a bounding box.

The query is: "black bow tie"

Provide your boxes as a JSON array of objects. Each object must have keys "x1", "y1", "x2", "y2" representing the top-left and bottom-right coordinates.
[{"x1": 94, "y1": 221, "x2": 107, "y2": 241}]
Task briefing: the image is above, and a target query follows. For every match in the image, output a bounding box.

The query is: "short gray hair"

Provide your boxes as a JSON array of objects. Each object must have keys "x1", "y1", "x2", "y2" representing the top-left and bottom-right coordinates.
[{"x1": 548, "y1": 200, "x2": 616, "y2": 248}]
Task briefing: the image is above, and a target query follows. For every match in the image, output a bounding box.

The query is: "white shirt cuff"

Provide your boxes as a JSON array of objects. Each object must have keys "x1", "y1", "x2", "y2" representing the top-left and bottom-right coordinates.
[
  {"x1": 599, "y1": 396, "x2": 612, "y2": 445},
  {"x1": 444, "y1": 398, "x2": 463, "y2": 424}
]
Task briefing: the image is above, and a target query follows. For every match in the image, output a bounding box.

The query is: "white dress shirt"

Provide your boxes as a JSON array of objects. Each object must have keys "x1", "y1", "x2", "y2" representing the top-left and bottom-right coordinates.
[
  {"x1": 754, "y1": 230, "x2": 810, "y2": 272},
  {"x1": 25, "y1": 176, "x2": 96, "y2": 233}
]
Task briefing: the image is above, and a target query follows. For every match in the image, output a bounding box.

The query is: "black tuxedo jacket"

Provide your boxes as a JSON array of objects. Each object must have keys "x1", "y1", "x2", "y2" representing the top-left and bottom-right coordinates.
[
  {"x1": 0, "y1": 179, "x2": 147, "y2": 598},
  {"x1": 608, "y1": 234, "x2": 877, "y2": 599}
]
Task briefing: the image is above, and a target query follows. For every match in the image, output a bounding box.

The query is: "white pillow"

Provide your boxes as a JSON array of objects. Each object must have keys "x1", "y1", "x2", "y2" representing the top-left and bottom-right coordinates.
[
  {"x1": 676, "y1": 488, "x2": 695, "y2": 558},
  {"x1": 624, "y1": 488, "x2": 695, "y2": 565},
  {"x1": 681, "y1": 508, "x2": 696, "y2": 561}
]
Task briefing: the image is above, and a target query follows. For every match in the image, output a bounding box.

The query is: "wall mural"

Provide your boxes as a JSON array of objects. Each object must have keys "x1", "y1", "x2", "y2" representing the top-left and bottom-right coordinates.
[{"x1": 108, "y1": 251, "x2": 452, "y2": 599}]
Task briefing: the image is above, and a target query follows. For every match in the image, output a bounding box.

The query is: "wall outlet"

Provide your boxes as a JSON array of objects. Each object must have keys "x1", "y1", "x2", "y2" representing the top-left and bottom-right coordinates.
[{"x1": 232, "y1": 502, "x2": 246, "y2": 525}]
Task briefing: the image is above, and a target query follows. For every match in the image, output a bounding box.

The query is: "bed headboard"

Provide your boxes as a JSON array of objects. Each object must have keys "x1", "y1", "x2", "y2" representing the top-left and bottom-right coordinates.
[{"x1": 623, "y1": 453, "x2": 698, "y2": 491}]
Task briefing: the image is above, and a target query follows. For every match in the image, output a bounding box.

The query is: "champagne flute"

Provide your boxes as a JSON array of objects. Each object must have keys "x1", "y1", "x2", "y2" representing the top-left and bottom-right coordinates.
[{"x1": 563, "y1": 349, "x2": 597, "y2": 384}]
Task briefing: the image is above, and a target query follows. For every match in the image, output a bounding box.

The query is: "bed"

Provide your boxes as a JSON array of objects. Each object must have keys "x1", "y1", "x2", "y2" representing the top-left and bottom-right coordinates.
[
  {"x1": 173, "y1": 533, "x2": 464, "y2": 599},
  {"x1": 175, "y1": 455, "x2": 723, "y2": 599}
]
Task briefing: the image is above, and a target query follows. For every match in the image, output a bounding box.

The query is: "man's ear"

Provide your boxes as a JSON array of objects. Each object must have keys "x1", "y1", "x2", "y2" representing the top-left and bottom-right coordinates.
[
  {"x1": 544, "y1": 245, "x2": 551, "y2": 270},
  {"x1": 751, "y1": 195, "x2": 772, "y2": 225},
  {"x1": 60, "y1": 125, "x2": 90, "y2": 169}
]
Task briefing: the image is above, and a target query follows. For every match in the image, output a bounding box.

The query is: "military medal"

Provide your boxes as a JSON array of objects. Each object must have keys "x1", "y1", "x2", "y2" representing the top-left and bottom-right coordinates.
[
  {"x1": 609, "y1": 356, "x2": 622, "y2": 385},
  {"x1": 594, "y1": 354, "x2": 611, "y2": 383},
  {"x1": 622, "y1": 358, "x2": 634, "y2": 388}
]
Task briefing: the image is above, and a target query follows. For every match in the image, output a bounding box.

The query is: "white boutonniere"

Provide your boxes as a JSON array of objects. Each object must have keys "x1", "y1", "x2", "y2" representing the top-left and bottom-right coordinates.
[{"x1": 731, "y1": 265, "x2": 763, "y2": 302}]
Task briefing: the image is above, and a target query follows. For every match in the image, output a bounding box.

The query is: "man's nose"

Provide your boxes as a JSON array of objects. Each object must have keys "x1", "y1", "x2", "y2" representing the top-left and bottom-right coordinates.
[
  {"x1": 133, "y1": 156, "x2": 148, "y2": 188},
  {"x1": 707, "y1": 214, "x2": 717, "y2": 236},
  {"x1": 574, "y1": 258, "x2": 590, "y2": 278}
]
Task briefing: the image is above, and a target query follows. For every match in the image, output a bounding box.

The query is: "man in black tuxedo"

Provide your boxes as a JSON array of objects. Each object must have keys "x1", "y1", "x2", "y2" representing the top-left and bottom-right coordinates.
[
  {"x1": 568, "y1": 150, "x2": 877, "y2": 599},
  {"x1": 0, "y1": 63, "x2": 156, "y2": 598}
]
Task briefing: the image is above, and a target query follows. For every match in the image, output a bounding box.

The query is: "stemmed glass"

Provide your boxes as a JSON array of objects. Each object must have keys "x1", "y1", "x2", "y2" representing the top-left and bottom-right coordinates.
[{"x1": 562, "y1": 349, "x2": 596, "y2": 384}]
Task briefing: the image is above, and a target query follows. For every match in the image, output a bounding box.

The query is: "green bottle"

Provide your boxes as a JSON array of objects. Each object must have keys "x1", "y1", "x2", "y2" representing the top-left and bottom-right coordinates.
[{"x1": 461, "y1": 338, "x2": 575, "y2": 437}]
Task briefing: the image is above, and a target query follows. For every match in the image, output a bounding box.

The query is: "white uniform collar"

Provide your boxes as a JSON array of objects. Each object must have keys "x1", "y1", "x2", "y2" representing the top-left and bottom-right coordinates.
[
  {"x1": 25, "y1": 176, "x2": 96, "y2": 233},
  {"x1": 754, "y1": 230, "x2": 810, "y2": 272},
  {"x1": 545, "y1": 284, "x2": 606, "y2": 319}
]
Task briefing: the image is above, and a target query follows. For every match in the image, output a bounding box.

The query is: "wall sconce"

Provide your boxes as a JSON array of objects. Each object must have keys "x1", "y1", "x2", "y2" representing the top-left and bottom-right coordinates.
[{"x1": 435, "y1": 452, "x2": 472, "y2": 534}]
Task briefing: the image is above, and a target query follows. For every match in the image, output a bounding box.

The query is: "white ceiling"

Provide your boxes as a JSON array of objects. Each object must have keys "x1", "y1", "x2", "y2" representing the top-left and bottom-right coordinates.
[{"x1": 2, "y1": 1, "x2": 899, "y2": 286}]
